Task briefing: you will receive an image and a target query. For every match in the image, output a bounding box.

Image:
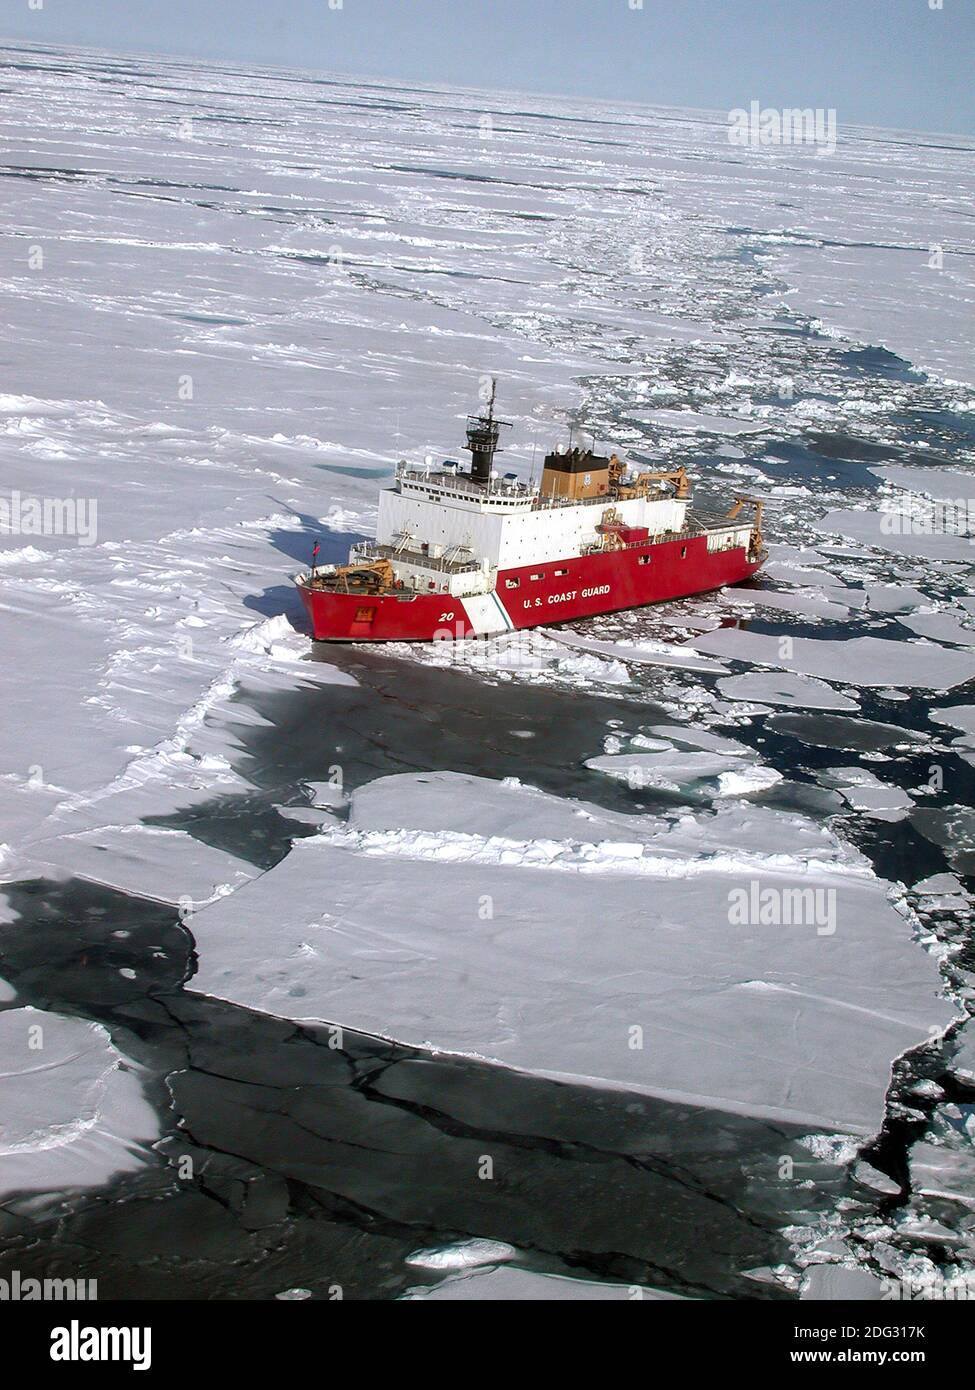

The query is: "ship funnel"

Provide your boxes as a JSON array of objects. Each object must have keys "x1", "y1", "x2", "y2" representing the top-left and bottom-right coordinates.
[{"x1": 465, "y1": 378, "x2": 511, "y2": 484}]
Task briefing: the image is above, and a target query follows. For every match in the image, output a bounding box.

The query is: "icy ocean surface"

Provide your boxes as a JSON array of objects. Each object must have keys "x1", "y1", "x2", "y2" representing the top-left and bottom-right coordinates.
[{"x1": 1, "y1": 42, "x2": 975, "y2": 1300}]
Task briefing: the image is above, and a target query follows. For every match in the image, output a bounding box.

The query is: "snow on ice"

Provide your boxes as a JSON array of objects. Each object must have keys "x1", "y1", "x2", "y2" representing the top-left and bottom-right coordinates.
[
  {"x1": 0, "y1": 1006, "x2": 157, "y2": 1201},
  {"x1": 190, "y1": 772, "x2": 956, "y2": 1135}
]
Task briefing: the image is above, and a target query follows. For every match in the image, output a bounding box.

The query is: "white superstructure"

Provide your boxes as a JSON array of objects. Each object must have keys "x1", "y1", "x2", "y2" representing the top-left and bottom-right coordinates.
[{"x1": 363, "y1": 463, "x2": 691, "y2": 595}]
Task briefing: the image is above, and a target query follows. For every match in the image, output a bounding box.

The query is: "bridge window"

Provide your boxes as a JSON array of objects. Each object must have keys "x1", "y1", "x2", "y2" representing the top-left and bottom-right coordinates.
[
  {"x1": 554, "y1": 567, "x2": 568, "y2": 577},
  {"x1": 530, "y1": 572, "x2": 544, "y2": 581},
  {"x1": 505, "y1": 577, "x2": 520, "y2": 589}
]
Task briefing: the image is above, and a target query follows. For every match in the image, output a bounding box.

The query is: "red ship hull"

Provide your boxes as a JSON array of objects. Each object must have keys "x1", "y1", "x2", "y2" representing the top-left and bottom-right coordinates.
[{"x1": 298, "y1": 531, "x2": 764, "y2": 642}]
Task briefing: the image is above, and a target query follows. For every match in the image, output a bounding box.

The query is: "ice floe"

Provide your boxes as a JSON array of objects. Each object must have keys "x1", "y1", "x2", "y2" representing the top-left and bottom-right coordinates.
[
  {"x1": 817, "y1": 507, "x2": 974, "y2": 562},
  {"x1": 402, "y1": 1264, "x2": 681, "y2": 1300},
  {"x1": 189, "y1": 772, "x2": 956, "y2": 1134},
  {"x1": 0, "y1": 1006, "x2": 157, "y2": 1202},
  {"x1": 718, "y1": 672, "x2": 858, "y2": 711},
  {"x1": 689, "y1": 629, "x2": 975, "y2": 691}
]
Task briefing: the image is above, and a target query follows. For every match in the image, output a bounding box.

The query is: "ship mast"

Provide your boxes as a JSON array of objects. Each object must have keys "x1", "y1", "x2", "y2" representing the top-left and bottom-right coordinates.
[{"x1": 465, "y1": 377, "x2": 511, "y2": 485}]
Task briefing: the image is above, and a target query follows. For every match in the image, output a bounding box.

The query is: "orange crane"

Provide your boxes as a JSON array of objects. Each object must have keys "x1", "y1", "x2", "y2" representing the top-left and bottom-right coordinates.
[
  {"x1": 726, "y1": 495, "x2": 765, "y2": 554},
  {"x1": 609, "y1": 456, "x2": 691, "y2": 499}
]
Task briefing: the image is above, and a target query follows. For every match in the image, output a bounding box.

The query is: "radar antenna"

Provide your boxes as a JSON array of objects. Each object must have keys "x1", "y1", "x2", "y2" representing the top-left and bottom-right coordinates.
[{"x1": 465, "y1": 377, "x2": 511, "y2": 485}]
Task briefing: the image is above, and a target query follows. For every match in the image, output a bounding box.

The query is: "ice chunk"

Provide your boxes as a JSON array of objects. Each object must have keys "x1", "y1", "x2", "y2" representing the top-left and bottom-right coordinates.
[
  {"x1": 800, "y1": 1266, "x2": 886, "y2": 1300},
  {"x1": 909, "y1": 1142, "x2": 975, "y2": 1210},
  {"x1": 873, "y1": 464, "x2": 975, "y2": 505},
  {"x1": 853, "y1": 1160, "x2": 901, "y2": 1195},
  {"x1": 0, "y1": 1006, "x2": 157, "y2": 1200},
  {"x1": 865, "y1": 585, "x2": 929, "y2": 615},
  {"x1": 689, "y1": 629, "x2": 975, "y2": 691},
  {"x1": 950, "y1": 1022, "x2": 975, "y2": 1088},
  {"x1": 639, "y1": 409, "x2": 767, "y2": 436},
  {"x1": 931, "y1": 705, "x2": 975, "y2": 738},
  {"x1": 406, "y1": 1238, "x2": 516, "y2": 1270},
  {"x1": 769, "y1": 712, "x2": 926, "y2": 753},
  {"x1": 930, "y1": 705, "x2": 975, "y2": 764},
  {"x1": 899, "y1": 610, "x2": 975, "y2": 647},
  {"x1": 817, "y1": 508, "x2": 973, "y2": 562},
  {"x1": 828, "y1": 773, "x2": 914, "y2": 821},
  {"x1": 190, "y1": 773, "x2": 956, "y2": 1134},
  {"x1": 350, "y1": 770, "x2": 668, "y2": 844},
  {"x1": 913, "y1": 873, "x2": 964, "y2": 896},
  {"x1": 714, "y1": 766, "x2": 783, "y2": 798},
  {"x1": 403, "y1": 1265, "x2": 682, "y2": 1300},
  {"x1": 718, "y1": 672, "x2": 858, "y2": 711},
  {"x1": 585, "y1": 751, "x2": 747, "y2": 792},
  {"x1": 542, "y1": 628, "x2": 730, "y2": 674},
  {"x1": 21, "y1": 823, "x2": 256, "y2": 907},
  {"x1": 911, "y1": 805, "x2": 975, "y2": 875},
  {"x1": 723, "y1": 587, "x2": 854, "y2": 621},
  {"x1": 648, "y1": 725, "x2": 751, "y2": 756}
]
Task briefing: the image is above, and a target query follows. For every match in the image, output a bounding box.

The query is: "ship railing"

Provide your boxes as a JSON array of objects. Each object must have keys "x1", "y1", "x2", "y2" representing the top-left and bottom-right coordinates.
[
  {"x1": 581, "y1": 538, "x2": 656, "y2": 554},
  {"x1": 532, "y1": 486, "x2": 673, "y2": 512},
  {"x1": 580, "y1": 523, "x2": 708, "y2": 554},
  {"x1": 395, "y1": 463, "x2": 533, "y2": 502},
  {"x1": 350, "y1": 541, "x2": 483, "y2": 575},
  {"x1": 696, "y1": 514, "x2": 752, "y2": 531},
  {"x1": 394, "y1": 463, "x2": 680, "y2": 513}
]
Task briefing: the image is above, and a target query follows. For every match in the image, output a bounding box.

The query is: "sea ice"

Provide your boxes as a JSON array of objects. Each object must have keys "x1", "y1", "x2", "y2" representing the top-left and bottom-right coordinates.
[
  {"x1": 800, "y1": 1265, "x2": 886, "y2": 1300},
  {"x1": 718, "y1": 672, "x2": 858, "y2": 711},
  {"x1": 817, "y1": 508, "x2": 974, "y2": 562},
  {"x1": 0, "y1": 1006, "x2": 157, "y2": 1202},
  {"x1": 689, "y1": 629, "x2": 975, "y2": 691},
  {"x1": 950, "y1": 1024, "x2": 975, "y2": 1088},
  {"x1": 402, "y1": 1265, "x2": 681, "y2": 1300},
  {"x1": 909, "y1": 1142, "x2": 975, "y2": 1211},
  {"x1": 406, "y1": 1238, "x2": 516, "y2": 1270},
  {"x1": 715, "y1": 766, "x2": 783, "y2": 798},
  {"x1": 585, "y1": 751, "x2": 752, "y2": 793},
  {"x1": 543, "y1": 627, "x2": 730, "y2": 674},
  {"x1": 899, "y1": 610, "x2": 975, "y2": 647},
  {"x1": 929, "y1": 705, "x2": 975, "y2": 765},
  {"x1": 722, "y1": 587, "x2": 854, "y2": 622},
  {"x1": 189, "y1": 772, "x2": 956, "y2": 1134},
  {"x1": 768, "y1": 712, "x2": 927, "y2": 753},
  {"x1": 647, "y1": 725, "x2": 752, "y2": 756}
]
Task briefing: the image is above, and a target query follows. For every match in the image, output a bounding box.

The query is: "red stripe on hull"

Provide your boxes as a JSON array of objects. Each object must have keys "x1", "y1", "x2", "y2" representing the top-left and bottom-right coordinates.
[
  {"x1": 499, "y1": 533, "x2": 762, "y2": 629},
  {"x1": 299, "y1": 534, "x2": 763, "y2": 641},
  {"x1": 297, "y1": 586, "x2": 478, "y2": 641}
]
